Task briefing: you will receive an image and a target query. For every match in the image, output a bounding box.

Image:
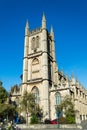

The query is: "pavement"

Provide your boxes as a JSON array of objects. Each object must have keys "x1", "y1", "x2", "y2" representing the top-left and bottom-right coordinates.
[
  {"x1": 1, "y1": 120, "x2": 87, "y2": 130},
  {"x1": 17, "y1": 128, "x2": 87, "y2": 130},
  {"x1": 16, "y1": 121, "x2": 87, "y2": 130},
  {"x1": 81, "y1": 120, "x2": 87, "y2": 129}
]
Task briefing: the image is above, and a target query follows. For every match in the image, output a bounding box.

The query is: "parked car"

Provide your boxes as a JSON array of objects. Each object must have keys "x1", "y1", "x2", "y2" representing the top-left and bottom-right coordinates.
[
  {"x1": 44, "y1": 119, "x2": 51, "y2": 124},
  {"x1": 51, "y1": 119, "x2": 58, "y2": 124}
]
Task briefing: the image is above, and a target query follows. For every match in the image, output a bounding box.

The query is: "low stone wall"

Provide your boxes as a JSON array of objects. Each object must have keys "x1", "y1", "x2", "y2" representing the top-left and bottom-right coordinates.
[{"x1": 16, "y1": 124, "x2": 82, "y2": 129}]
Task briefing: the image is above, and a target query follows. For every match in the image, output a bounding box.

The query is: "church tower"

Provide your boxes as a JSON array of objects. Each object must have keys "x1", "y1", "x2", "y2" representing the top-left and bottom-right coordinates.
[{"x1": 22, "y1": 14, "x2": 58, "y2": 119}]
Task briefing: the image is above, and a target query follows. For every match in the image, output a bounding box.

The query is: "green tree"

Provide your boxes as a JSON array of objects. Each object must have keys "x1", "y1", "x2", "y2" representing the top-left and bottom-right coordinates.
[
  {"x1": 0, "y1": 103, "x2": 17, "y2": 120},
  {"x1": 20, "y1": 91, "x2": 42, "y2": 124},
  {"x1": 0, "y1": 81, "x2": 17, "y2": 121},
  {"x1": 0, "y1": 81, "x2": 8, "y2": 103},
  {"x1": 57, "y1": 95, "x2": 75, "y2": 124}
]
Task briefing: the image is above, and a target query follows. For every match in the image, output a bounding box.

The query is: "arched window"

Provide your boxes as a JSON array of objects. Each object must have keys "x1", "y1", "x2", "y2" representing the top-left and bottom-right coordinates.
[
  {"x1": 31, "y1": 36, "x2": 39, "y2": 50},
  {"x1": 32, "y1": 58, "x2": 39, "y2": 65},
  {"x1": 55, "y1": 92, "x2": 61, "y2": 118},
  {"x1": 32, "y1": 58, "x2": 40, "y2": 79},
  {"x1": 32, "y1": 86, "x2": 39, "y2": 104},
  {"x1": 35, "y1": 36, "x2": 39, "y2": 48},
  {"x1": 55, "y1": 92, "x2": 61, "y2": 105},
  {"x1": 31, "y1": 37, "x2": 35, "y2": 50}
]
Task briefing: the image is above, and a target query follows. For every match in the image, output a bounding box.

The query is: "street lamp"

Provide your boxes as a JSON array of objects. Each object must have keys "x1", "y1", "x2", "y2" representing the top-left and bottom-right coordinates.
[
  {"x1": 55, "y1": 92, "x2": 61, "y2": 128},
  {"x1": 56, "y1": 105, "x2": 60, "y2": 128}
]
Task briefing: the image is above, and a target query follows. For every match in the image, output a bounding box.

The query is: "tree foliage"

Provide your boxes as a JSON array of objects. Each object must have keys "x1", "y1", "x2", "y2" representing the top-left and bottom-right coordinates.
[
  {"x1": 0, "y1": 81, "x2": 17, "y2": 121},
  {"x1": 0, "y1": 82, "x2": 8, "y2": 103},
  {"x1": 21, "y1": 91, "x2": 42, "y2": 115},
  {"x1": 0, "y1": 104, "x2": 17, "y2": 119},
  {"x1": 57, "y1": 95, "x2": 75, "y2": 124},
  {"x1": 30, "y1": 114, "x2": 38, "y2": 124},
  {"x1": 21, "y1": 91, "x2": 36, "y2": 114},
  {"x1": 20, "y1": 91, "x2": 43, "y2": 124}
]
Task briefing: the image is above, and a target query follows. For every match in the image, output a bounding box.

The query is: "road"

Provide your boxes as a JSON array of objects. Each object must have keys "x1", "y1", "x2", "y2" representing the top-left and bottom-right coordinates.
[{"x1": 81, "y1": 120, "x2": 87, "y2": 129}]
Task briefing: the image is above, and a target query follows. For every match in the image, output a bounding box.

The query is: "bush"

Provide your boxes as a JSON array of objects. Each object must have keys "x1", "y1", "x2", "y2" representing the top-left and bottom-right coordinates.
[
  {"x1": 66, "y1": 115, "x2": 75, "y2": 124},
  {"x1": 30, "y1": 115, "x2": 38, "y2": 124},
  {"x1": 58, "y1": 116, "x2": 75, "y2": 124},
  {"x1": 59, "y1": 116, "x2": 67, "y2": 124}
]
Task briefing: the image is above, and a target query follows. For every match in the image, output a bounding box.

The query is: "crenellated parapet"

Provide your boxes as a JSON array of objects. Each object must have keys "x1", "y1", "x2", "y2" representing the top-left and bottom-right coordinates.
[{"x1": 29, "y1": 27, "x2": 42, "y2": 36}]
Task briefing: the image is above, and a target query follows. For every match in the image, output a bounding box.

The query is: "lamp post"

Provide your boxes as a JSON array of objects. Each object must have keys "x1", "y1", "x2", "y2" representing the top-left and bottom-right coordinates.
[
  {"x1": 56, "y1": 105, "x2": 60, "y2": 128},
  {"x1": 55, "y1": 92, "x2": 61, "y2": 128}
]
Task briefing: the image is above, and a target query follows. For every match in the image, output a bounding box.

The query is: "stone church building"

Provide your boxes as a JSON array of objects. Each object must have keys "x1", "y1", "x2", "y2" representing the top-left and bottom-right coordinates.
[{"x1": 11, "y1": 14, "x2": 87, "y2": 123}]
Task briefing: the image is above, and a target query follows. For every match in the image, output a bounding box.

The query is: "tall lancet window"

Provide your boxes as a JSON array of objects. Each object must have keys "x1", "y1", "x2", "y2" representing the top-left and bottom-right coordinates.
[
  {"x1": 32, "y1": 58, "x2": 40, "y2": 79},
  {"x1": 31, "y1": 36, "x2": 39, "y2": 50},
  {"x1": 36, "y1": 36, "x2": 39, "y2": 48},
  {"x1": 55, "y1": 92, "x2": 61, "y2": 106},
  {"x1": 31, "y1": 37, "x2": 35, "y2": 50},
  {"x1": 55, "y1": 92, "x2": 61, "y2": 118},
  {"x1": 32, "y1": 86, "x2": 39, "y2": 104}
]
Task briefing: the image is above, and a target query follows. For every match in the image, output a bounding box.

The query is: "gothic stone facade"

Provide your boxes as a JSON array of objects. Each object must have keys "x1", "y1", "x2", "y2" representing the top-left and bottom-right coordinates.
[{"x1": 11, "y1": 14, "x2": 87, "y2": 123}]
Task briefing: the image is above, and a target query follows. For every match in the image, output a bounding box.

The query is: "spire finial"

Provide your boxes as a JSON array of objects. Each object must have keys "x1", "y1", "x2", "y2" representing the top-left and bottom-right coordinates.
[
  {"x1": 42, "y1": 12, "x2": 46, "y2": 21},
  {"x1": 50, "y1": 25, "x2": 54, "y2": 39},
  {"x1": 71, "y1": 72, "x2": 75, "y2": 84},
  {"x1": 26, "y1": 19, "x2": 29, "y2": 29},
  {"x1": 51, "y1": 25, "x2": 53, "y2": 34},
  {"x1": 42, "y1": 12, "x2": 46, "y2": 29},
  {"x1": 25, "y1": 19, "x2": 29, "y2": 36},
  {"x1": 75, "y1": 78, "x2": 79, "y2": 86},
  {"x1": 72, "y1": 72, "x2": 74, "y2": 79},
  {"x1": 76, "y1": 77, "x2": 78, "y2": 82}
]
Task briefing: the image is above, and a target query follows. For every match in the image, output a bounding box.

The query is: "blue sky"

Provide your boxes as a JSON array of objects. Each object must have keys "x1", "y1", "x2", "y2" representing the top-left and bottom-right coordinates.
[{"x1": 0, "y1": 0, "x2": 87, "y2": 91}]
